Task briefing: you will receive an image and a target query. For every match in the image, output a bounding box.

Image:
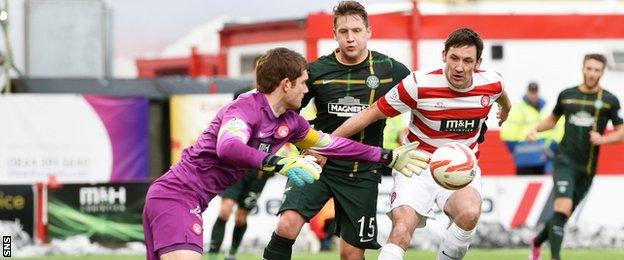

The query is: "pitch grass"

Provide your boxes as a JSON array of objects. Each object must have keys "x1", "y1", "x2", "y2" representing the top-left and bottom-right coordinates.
[{"x1": 18, "y1": 249, "x2": 624, "y2": 260}]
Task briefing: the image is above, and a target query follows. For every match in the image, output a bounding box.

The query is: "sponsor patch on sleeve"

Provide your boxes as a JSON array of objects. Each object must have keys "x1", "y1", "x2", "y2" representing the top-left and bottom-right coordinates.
[{"x1": 218, "y1": 117, "x2": 249, "y2": 141}]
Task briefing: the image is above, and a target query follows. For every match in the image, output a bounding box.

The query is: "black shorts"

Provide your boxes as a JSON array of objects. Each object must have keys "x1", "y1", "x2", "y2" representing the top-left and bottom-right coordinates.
[
  {"x1": 220, "y1": 170, "x2": 272, "y2": 210},
  {"x1": 278, "y1": 171, "x2": 381, "y2": 249},
  {"x1": 553, "y1": 154, "x2": 594, "y2": 209}
]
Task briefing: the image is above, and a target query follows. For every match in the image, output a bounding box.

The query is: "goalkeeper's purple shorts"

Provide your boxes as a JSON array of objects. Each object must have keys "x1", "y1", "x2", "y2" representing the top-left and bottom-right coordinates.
[{"x1": 143, "y1": 171, "x2": 206, "y2": 260}]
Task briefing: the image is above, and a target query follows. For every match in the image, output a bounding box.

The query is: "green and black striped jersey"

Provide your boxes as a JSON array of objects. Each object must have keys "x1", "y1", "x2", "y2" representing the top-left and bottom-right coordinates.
[
  {"x1": 303, "y1": 50, "x2": 410, "y2": 182},
  {"x1": 554, "y1": 86, "x2": 623, "y2": 174}
]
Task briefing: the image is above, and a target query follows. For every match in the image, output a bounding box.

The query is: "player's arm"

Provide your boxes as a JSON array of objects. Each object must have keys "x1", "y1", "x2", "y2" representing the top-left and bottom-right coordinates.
[
  {"x1": 216, "y1": 113, "x2": 270, "y2": 170},
  {"x1": 293, "y1": 125, "x2": 429, "y2": 177},
  {"x1": 590, "y1": 124, "x2": 624, "y2": 145},
  {"x1": 590, "y1": 102, "x2": 624, "y2": 145},
  {"x1": 527, "y1": 91, "x2": 565, "y2": 142},
  {"x1": 495, "y1": 89, "x2": 512, "y2": 126},
  {"x1": 327, "y1": 76, "x2": 430, "y2": 176},
  {"x1": 526, "y1": 114, "x2": 561, "y2": 142},
  {"x1": 297, "y1": 103, "x2": 388, "y2": 168},
  {"x1": 214, "y1": 105, "x2": 298, "y2": 169},
  {"x1": 334, "y1": 70, "x2": 417, "y2": 139},
  {"x1": 216, "y1": 111, "x2": 322, "y2": 187},
  {"x1": 333, "y1": 103, "x2": 388, "y2": 138}
]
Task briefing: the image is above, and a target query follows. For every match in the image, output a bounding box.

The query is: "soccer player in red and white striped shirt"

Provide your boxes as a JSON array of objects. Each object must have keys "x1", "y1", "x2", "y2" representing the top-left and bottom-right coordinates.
[{"x1": 334, "y1": 28, "x2": 512, "y2": 260}]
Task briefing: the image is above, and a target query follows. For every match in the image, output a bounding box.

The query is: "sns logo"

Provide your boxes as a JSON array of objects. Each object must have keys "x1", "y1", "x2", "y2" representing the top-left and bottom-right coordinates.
[{"x1": 3, "y1": 236, "x2": 10, "y2": 257}]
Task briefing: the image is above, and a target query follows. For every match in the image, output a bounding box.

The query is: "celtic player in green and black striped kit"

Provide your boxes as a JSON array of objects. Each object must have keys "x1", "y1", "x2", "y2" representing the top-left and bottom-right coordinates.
[
  {"x1": 527, "y1": 54, "x2": 624, "y2": 260},
  {"x1": 263, "y1": 1, "x2": 410, "y2": 259}
]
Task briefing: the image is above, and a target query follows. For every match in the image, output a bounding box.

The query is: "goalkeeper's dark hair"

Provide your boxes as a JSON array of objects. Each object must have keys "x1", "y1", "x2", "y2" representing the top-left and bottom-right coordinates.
[
  {"x1": 255, "y1": 48, "x2": 307, "y2": 94},
  {"x1": 444, "y1": 28, "x2": 484, "y2": 60}
]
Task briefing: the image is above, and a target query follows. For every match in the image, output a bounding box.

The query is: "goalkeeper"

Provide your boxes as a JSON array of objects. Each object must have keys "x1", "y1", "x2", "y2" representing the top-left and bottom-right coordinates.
[{"x1": 142, "y1": 47, "x2": 429, "y2": 260}]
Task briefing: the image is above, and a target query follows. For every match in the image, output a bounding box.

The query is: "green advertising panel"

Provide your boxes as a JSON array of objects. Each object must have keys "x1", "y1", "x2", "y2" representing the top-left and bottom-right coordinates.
[{"x1": 48, "y1": 182, "x2": 149, "y2": 242}]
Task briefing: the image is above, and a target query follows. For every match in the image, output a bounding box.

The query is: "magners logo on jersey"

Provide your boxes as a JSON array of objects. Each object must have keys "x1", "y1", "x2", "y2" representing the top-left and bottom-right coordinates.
[
  {"x1": 440, "y1": 119, "x2": 479, "y2": 133},
  {"x1": 328, "y1": 96, "x2": 368, "y2": 117}
]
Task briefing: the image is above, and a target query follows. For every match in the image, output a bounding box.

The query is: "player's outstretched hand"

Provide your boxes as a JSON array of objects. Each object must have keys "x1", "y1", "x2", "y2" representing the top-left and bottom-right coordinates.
[
  {"x1": 387, "y1": 141, "x2": 430, "y2": 177},
  {"x1": 273, "y1": 155, "x2": 322, "y2": 187},
  {"x1": 497, "y1": 105, "x2": 509, "y2": 126}
]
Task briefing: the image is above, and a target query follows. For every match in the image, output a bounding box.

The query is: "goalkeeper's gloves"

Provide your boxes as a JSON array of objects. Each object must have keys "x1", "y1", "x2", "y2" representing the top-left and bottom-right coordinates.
[
  {"x1": 380, "y1": 141, "x2": 430, "y2": 177},
  {"x1": 262, "y1": 154, "x2": 322, "y2": 187}
]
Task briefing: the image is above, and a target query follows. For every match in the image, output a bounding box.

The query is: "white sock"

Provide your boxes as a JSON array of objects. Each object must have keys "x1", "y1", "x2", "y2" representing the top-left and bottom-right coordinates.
[
  {"x1": 437, "y1": 223, "x2": 475, "y2": 260},
  {"x1": 378, "y1": 243, "x2": 405, "y2": 260}
]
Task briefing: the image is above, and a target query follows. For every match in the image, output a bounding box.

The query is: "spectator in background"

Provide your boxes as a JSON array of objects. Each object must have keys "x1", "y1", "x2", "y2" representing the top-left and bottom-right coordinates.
[{"x1": 500, "y1": 82, "x2": 563, "y2": 175}]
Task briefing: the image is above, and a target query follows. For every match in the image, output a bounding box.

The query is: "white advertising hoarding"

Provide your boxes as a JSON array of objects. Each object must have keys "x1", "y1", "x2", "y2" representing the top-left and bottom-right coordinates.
[{"x1": 203, "y1": 175, "x2": 624, "y2": 251}]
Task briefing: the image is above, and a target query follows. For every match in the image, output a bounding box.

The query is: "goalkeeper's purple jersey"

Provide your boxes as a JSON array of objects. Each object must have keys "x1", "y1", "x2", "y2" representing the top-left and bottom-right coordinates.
[{"x1": 161, "y1": 92, "x2": 381, "y2": 208}]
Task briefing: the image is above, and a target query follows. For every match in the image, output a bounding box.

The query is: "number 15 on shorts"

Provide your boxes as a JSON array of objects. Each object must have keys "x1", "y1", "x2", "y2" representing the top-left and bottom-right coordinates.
[{"x1": 358, "y1": 216, "x2": 375, "y2": 242}]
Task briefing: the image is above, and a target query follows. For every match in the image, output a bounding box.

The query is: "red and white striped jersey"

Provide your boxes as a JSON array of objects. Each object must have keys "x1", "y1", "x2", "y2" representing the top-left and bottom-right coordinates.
[{"x1": 376, "y1": 68, "x2": 504, "y2": 157}]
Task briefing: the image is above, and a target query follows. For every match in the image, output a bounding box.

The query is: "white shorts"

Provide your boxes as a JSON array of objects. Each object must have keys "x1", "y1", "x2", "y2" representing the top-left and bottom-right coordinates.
[{"x1": 388, "y1": 166, "x2": 483, "y2": 228}]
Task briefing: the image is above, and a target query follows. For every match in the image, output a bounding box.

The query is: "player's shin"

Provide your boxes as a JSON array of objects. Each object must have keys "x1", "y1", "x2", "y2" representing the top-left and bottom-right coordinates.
[
  {"x1": 436, "y1": 222, "x2": 475, "y2": 260},
  {"x1": 229, "y1": 223, "x2": 247, "y2": 256},
  {"x1": 549, "y1": 212, "x2": 568, "y2": 260},
  {"x1": 209, "y1": 217, "x2": 227, "y2": 256},
  {"x1": 534, "y1": 221, "x2": 549, "y2": 247}
]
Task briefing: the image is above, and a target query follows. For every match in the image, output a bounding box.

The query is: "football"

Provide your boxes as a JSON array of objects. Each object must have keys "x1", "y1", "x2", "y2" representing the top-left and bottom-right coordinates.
[{"x1": 429, "y1": 142, "x2": 477, "y2": 190}]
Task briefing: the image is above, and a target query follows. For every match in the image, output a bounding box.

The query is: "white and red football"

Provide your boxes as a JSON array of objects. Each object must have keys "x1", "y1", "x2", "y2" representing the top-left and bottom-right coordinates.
[{"x1": 429, "y1": 142, "x2": 477, "y2": 190}]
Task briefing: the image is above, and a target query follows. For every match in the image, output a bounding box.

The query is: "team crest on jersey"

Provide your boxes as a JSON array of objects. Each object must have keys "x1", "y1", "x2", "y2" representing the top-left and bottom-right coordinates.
[
  {"x1": 328, "y1": 96, "x2": 369, "y2": 117},
  {"x1": 366, "y1": 75, "x2": 380, "y2": 89},
  {"x1": 191, "y1": 222, "x2": 202, "y2": 235},
  {"x1": 440, "y1": 119, "x2": 479, "y2": 133},
  {"x1": 480, "y1": 95, "x2": 491, "y2": 107},
  {"x1": 275, "y1": 124, "x2": 290, "y2": 138}
]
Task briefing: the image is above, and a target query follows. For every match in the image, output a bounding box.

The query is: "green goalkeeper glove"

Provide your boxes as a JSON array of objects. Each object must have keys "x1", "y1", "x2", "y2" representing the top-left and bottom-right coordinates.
[
  {"x1": 262, "y1": 155, "x2": 322, "y2": 187},
  {"x1": 381, "y1": 141, "x2": 430, "y2": 177}
]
